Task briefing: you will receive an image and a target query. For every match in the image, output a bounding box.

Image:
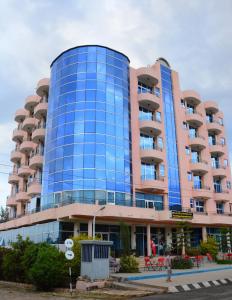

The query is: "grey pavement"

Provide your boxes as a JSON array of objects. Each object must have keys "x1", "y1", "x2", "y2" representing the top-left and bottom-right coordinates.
[{"x1": 135, "y1": 284, "x2": 232, "y2": 300}]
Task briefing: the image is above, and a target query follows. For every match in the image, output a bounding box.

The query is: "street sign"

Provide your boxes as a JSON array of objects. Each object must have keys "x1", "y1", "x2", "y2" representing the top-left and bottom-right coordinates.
[
  {"x1": 65, "y1": 238, "x2": 74, "y2": 248},
  {"x1": 65, "y1": 250, "x2": 74, "y2": 260}
]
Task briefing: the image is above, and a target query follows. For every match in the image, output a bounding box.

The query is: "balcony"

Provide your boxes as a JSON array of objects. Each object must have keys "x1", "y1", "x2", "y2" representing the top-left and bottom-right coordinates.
[
  {"x1": 34, "y1": 102, "x2": 48, "y2": 118},
  {"x1": 206, "y1": 121, "x2": 223, "y2": 134},
  {"x1": 212, "y1": 165, "x2": 227, "y2": 178},
  {"x1": 24, "y1": 95, "x2": 40, "y2": 111},
  {"x1": 12, "y1": 128, "x2": 26, "y2": 142},
  {"x1": 204, "y1": 101, "x2": 219, "y2": 114},
  {"x1": 20, "y1": 140, "x2": 36, "y2": 153},
  {"x1": 214, "y1": 189, "x2": 230, "y2": 202},
  {"x1": 140, "y1": 175, "x2": 166, "y2": 192},
  {"x1": 192, "y1": 185, "x2": 212, "y2": 199},
  {"x1": 140, "y1": 145, "x2": 164, "y2": 163},
  {"x1": 139, "y1": 119, "x2": 162, "y2": 136},
  {"x1": 32, "y1": 125, "x2": 46, "y2": 143},
  {"x1": 209, "y1": 143, "x2": 225, "y2": 156},
  {"x1": 14, "y1": 108, "x2": 29, "y2": 122},
  {"x1": 189, "y1": 159, "x2": 209, "y2": 174},
  {"x1": 6, "y1": 195, "x2": 16, "y2": 206},
  {"x1": 22, "y1": 117, "x2": 37, "y2": 131},
  {"x1": 16, "y1": 190, "x2": 30, "y2": 202},
  {"x1": 27, "y1": 179, "x2": 42, "y2": 197},
  {"x1": 182, "y1": 90, "x2": 201, "y2": 105},
  {"x1": 18, "y1": 165, "x2": 33, "y2": 177},
  {"x1": 186, "y1": 111, "x2": 204, "y2": 127},
  {"x1": 138, "y1": 92, "x2": 161, "y2": 110},
  {"x1": 36, "y1": 78, "x2": 49, "y2": 97},
  {"x1": 10, "y1": 149, "x2": 22, "y2": 162},
  {"x1": 29, "y1": 154, "x2": 43, "y2": 170},
  {"x1": 188, "y1": 134, "x2": 206, "y2": 149},
  {"x1": 8, "y1": 172, "x2": 20, "y2": 184},
  {"x1": 137, "y1": 67, "x2": 159, "y2": 86}
]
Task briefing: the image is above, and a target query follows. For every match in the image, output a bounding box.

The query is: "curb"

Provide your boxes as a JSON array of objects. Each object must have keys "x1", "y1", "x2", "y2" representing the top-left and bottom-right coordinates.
[{"x1": 168, "y1": 277, "x2": 232, "y2": 293}]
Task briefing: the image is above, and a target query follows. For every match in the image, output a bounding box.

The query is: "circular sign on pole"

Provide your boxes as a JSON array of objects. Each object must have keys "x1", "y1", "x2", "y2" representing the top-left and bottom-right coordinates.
[
  {"x1": 65, "y1": 239, "x2": 74, "y2": 248},
  {"x1": 65, "y1": 250, "x2": 74, "y2": 260}
]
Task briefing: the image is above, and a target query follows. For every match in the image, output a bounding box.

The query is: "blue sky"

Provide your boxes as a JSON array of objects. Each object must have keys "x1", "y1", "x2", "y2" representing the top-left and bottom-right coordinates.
[{"x1": 0, "y1": 0, "x2": 232, "y2": 207}]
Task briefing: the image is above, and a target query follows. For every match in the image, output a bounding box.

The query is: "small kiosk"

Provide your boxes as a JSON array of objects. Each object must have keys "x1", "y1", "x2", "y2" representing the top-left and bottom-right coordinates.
[{"x1": 80, "y1": 240, "x2": 113, "y2": 280}]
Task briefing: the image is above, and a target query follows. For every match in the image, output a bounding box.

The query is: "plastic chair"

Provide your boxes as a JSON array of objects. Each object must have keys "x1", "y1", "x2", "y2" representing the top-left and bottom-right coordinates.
[
  {"x1": 156, "y1": 257, "x2": 166, "y2": 270},
  {"x1": 144, "y1": 256, "x2": 155, "y2": 271}
]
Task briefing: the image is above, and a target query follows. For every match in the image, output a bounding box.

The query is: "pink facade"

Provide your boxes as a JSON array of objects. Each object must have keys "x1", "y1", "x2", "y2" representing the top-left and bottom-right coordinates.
[{"x1": 1, "y1": 56, "x2": 232, "y2": 255}]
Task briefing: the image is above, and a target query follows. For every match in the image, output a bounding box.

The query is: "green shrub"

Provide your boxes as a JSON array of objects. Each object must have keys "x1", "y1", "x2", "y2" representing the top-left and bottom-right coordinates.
[
  {"x1": 0, "y1": 247, "x2": 11, "y2": 280},
  {"x1": 200, "y1": 237, "x2": 218, "y2": 259},
  {"x1": 186, "y1": 247, "x2": 200, "y2": 256},
  {"x1": 2, "y1": 235, "x2": 33, "y2": 282},
  {"x1": 171, "y1": 256, "x2": 193, "y2": 269},
  {"x1": 120, "y1": 255, "x2": 139, "y2": 273},
  {"x1": 216, "y1": 259, "x2": 232, "y2": 264},
  {"x1": 28, "y1": 244, "x2": 66, "y2": 291},
  {"x1": 21, "y1": 243, "x2": 41, "y2": 283}
]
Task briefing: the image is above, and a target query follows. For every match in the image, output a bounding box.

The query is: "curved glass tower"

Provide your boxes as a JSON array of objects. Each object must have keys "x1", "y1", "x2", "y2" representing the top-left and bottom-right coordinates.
[{"x1": 41, "y1": 45, "x2": 131, "y2": 209}]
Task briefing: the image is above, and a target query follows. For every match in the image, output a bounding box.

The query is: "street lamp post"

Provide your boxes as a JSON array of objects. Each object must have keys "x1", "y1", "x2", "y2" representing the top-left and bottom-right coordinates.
[{"x1": 93, "y1": 206, "x2": 105, "y2": 239}]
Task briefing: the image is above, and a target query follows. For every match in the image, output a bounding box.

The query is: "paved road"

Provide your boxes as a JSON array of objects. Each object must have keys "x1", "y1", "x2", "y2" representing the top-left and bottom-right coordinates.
[{"x1": 136, "y1": 284, "x2": 232, "y2": 300}]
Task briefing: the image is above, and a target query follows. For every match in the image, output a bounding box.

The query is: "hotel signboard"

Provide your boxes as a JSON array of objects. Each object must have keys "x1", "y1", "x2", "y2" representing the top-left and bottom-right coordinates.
[{"x1": 171, "y1": 211, "x2": 193, "y2": 219}]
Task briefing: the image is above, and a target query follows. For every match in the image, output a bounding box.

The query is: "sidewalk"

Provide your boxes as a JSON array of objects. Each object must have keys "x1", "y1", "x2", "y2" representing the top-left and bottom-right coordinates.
[{"x1": 111, "y1": 263, "x2": 232, "y2": 292}]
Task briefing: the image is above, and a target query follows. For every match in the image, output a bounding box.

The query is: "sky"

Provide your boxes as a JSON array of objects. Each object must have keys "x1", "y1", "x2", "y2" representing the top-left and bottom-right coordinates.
[{"x1": 0, "y1": 0, "x2": 232, "y2": 208}]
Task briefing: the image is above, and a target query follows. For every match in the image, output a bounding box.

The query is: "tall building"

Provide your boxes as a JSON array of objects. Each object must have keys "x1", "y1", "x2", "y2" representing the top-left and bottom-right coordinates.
[{"x1": 1, "y1": 45, "x2": 231, "y2": 255}]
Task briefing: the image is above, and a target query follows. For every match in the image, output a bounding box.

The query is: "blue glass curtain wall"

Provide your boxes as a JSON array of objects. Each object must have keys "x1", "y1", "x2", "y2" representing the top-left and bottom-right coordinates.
[
  {"x1": 41, "y1": 46, "x2": 131, "y2": 209},
  {"x1": 160, "y1": 65, "x2": 182, "y2": 210}
]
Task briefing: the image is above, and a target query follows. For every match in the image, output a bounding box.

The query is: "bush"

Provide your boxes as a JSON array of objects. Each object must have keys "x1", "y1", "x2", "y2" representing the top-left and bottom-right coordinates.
[
  {"x1": 171, "y1": 256, "x2": 193, "y2": 269},
  {"x1": 200, "y1": 237, "x2": 218, "y2": 259},
  {"x1": 120, "y1": 255, "x2": 139, "y2": 273},
  {"x1": 2, "y1": 235, "x2": 33, "y2": 282},
  {"x1": 216, "y1": 259, "x2": 232, "y2": 264},
  {"x1": 0, "y1": 247, "x2": 11, "y2": 280},
  {"x1": 28, "y1": 244, "x2": 66, "y2": 291}
]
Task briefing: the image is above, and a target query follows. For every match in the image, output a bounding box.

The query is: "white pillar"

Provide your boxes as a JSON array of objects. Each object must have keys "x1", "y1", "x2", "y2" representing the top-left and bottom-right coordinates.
[
  {"x1": 88, "y1": 219, "x2": 93, "y2": 237},
  {"x1": 146, "y1": 224, "x2": 151, "y2": 256},
  {"x1": 226, "y1": 232, "x2": 231, "y2": 251},
  {"x1": 74, "y1": 222, "x2": 80, "y2": 236},
  {"x1": 131, "y1": 224, "x2": 136, "y2": 250},
  {"x1": 165, "y1": 227, "x2": 172, "y2": 250},
  {"x1": 202, "y1": 226, "x2": 207, "y2": 242},
  {"x1": 164, "y1": 194, "x2": 168, "y2": 210}
]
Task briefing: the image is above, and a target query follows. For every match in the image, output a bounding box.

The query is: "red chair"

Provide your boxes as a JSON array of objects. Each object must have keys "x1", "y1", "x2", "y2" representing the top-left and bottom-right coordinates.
[
  {"x1": 144, "y1": 256, "x2": 155, "y2": 271},
  {"x1": 156, "y1": 257, "x2": 166, "y2": 270},
  {"x1": 206, "y1": 253, "x2": 213, "y2": 262}
]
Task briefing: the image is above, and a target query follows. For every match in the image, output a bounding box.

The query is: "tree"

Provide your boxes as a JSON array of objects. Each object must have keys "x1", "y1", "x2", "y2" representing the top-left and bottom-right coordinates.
[
  {"x1": 172, "y1": 221, "x2": 192, "y2": 255},
  {"x1": 0, "y1": 206, "x2": 9, "y2": 223},
  {"x1": 120, "y1": 221, "x2": 130, "y2": 256}
]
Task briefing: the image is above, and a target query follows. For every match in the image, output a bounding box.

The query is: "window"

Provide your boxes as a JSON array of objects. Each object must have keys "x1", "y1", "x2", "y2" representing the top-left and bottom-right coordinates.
[
  {"x1": 139, "y1": 107, "x2": 153, "y2": 121},
  {"x1": 195, "y1": 200, "x2": 204, "y2": 212},
  {"x1": 206, "y1": 113, "x2": 213, "y2": 123},
  {"x1": 154, "y1": 87, "x2": 160, "y2": 97},
  {"x1": 189, "y1": 126, "x2": 197, "y2": 138},
  {"x1": 227, "y1": 181, "x2": 231, "y2": 189},
  {"x1": 141, "y1": 163, "x2": 157, "y2": 181},
  {"x1": 160, "y1": 164, "x2": 165, "y2": 177},
  {"x1": 224, "y1": 159, "x2": 228, "y2": 167},
  {"x1": 157, "y1": 137, "x2": 163, "y2": 149},
  {"x1": 181, "y1": 99, "x2": 185, "y2": 108},
  {"x1": 214, "y1": 179, "x2": 222, "y2": 192},
  {"x1": 216, "y1": 203, "x2": 224, "y2": 214},
  {"x1": 155, "y1": 111, "x2": 161, "y2": 122},
  {"x1": 140, "y1": 134, "x2": 153, "y2": 149},
  {"x1": 185, "y1": 146, "x2": 190, "y2": 155},
  {"x1": 193, "y1": 175, "x2": 202, "y2": 189},
  {"x1": 218, "y1": 118, "x2": 223, "y2": 126},
  {"x1": 190, "y1": 199, "x2": 194, "y2": 208},
  {"x1": 208, "y1": 134, "x2": 216, "y2": 145},
  {"x1": 138, "y1": 81, "x2": 152, "y2": 94},
  {"x1": 186, "y1": 104, "x2": 195, "y2": 114},
  {"x1": 187, "y1": 172, "x2": 192, "y2": 181},
  {"x1": 191, "y1": 151, "x2": 200, "y2": 163},
  {"x1": 145, "y1": 200, "x2": 155, "y2": 209},
  {"x1": 183, "y1": 122, "x2": 188, "y2": 129},
  {"x1": 220, "y1": 137, "x2": 225, "y2": 145},
  {"x1": 211, "y1": 156, "x2": 219, "y2": 168}
]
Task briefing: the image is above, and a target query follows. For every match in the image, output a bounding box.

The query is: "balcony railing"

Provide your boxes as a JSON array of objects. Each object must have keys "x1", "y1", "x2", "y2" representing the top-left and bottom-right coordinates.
[
  {"x1": 189, "y1": 133, "x2": 205, "y2": 140},
  {"x1": 190, "y1": 159, "x2": 208, "y2": 164},
  {"x1": 186, "y1": 110, "x2": 203, "y2": 116},
  {"x1": 192, "y1": 184, "x2": 210, "y2": 190},
  {"x1": 214, "y1": 186, "x2": 229, "y2": 193},
  {"x1": 141, "y1": 174, "x2": 164, "y2": 181},
  {"x1": 140, "y1": 143, "x2": 163, "y2": 151},
  {"x1": 139, "y1": 115, "x2": 162, "y2": 123}
]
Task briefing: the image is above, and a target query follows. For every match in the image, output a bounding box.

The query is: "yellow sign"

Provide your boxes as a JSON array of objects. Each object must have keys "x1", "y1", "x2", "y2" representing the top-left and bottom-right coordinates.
[{"x1": 171, "y1": 211, "x2": 193, "y2": 219}]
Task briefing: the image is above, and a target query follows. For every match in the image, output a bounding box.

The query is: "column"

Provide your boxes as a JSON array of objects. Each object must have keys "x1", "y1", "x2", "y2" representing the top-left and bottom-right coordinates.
[
  {"x1": 163, "y1": 194, "x2": 168, "y2": 210},
  {"x1": 74, "y1": 222, "x2": 80, "y2": 237},
  {"x1": 88, "y1": 219, "x2": 93, "y2": 237},
  {"x1": 146, "y1": 224, "x2": 151, "y2": 256},
  {"x1": 202, "y1": 226, "x2": 207, "y2": 242},
  {"x1": 165, "y1": 227, "x2": 172, "y2": 251},
  {"x1": 131, "y1": 224, "x2": 136, "y2": 250},
  {"x1": 226, "y1": 232, "x2": 231, "y2": 252}
]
